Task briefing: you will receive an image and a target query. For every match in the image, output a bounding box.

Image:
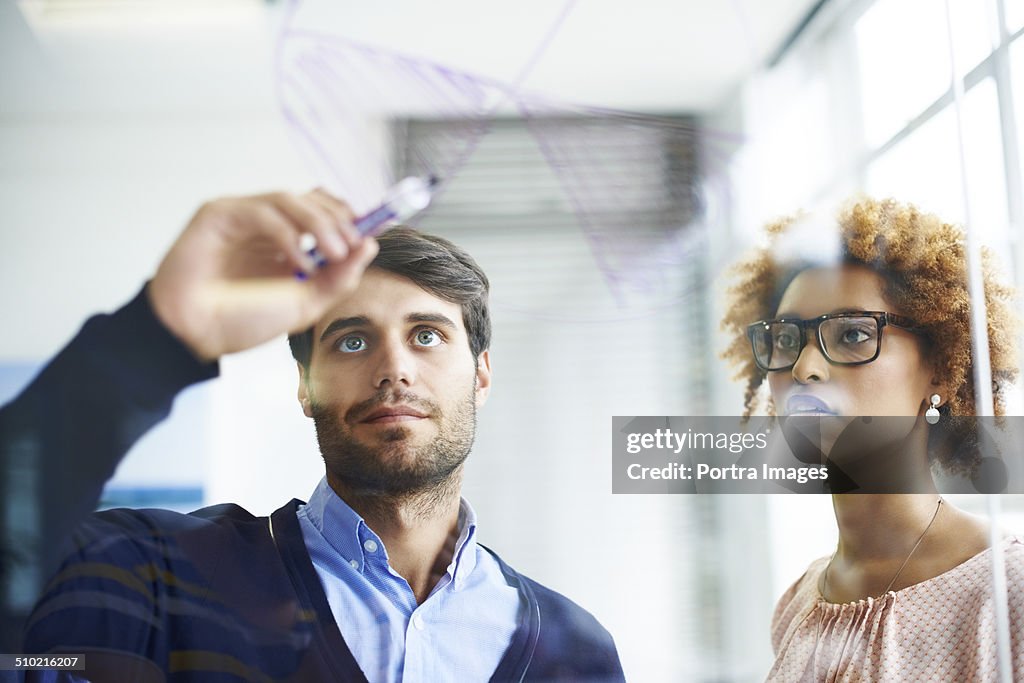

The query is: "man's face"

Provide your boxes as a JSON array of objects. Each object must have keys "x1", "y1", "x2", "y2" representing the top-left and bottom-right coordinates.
[{"x1": 298, "y1": 268, "x2": 491, "y2": 496}]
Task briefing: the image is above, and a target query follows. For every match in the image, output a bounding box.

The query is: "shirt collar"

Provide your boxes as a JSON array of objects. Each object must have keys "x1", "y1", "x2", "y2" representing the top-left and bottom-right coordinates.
[
  {"x1": 304, "y1": 476, "x2": 480, "y2": 588},
  {"x1": 451, "y1": 498, "x2": 479, "y2": 589},
  {"x1": 303, "y1": 477, "x2": 366, "y2": 570}
]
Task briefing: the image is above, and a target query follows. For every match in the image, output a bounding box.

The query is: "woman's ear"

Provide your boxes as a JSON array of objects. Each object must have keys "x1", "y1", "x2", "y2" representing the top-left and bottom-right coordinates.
[{"x1": 925, "y1": 352, "x2": 953, "y2": 407}]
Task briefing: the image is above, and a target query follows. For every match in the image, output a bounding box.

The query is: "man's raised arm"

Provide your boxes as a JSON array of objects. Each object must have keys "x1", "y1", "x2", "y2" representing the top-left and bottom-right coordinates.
[{"x1": 0, "y1": 189, "x2": 377, "y2": 648}]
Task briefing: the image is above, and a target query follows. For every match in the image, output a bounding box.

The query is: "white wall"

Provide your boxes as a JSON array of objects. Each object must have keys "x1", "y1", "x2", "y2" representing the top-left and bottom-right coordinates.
[{"x1": 0, "y1": 2, "x2": 330, "y2": 499}]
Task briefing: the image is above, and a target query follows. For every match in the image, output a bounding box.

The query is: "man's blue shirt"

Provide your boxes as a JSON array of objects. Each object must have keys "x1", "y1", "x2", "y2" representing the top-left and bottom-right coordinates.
[{"x1": 296, "y1": 477, "x2": 520, "y2": 682}]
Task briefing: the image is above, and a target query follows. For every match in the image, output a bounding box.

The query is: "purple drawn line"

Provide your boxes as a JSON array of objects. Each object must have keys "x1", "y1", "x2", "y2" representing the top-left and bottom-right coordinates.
[
  {"x1": 280, "y1": 77, "x2": 349, "y2": 189},
  {"x1": 377, "y1": 64, "x2": 472, "y2": 122},
  {"x1": 278, "y1": 46, "x2": 366, "y2": 189},
  {"x1": 521, "y1": 96, "x2": 747, "y2": 145},
  {"x1": 519, "y1": 100, "x2": 740, "y2": 199},
  {"x1": 519, "y1": 104, "x2": 630, "y2": 307},
  {"x1": 273, "y1": 1, "x2": 738, "y2": 319},
  {"x1": 309, "y1": 42, "x2": 473, "y2": 135},
  {"x1": 326, "y1": 37, "x2": 478, "y2": 116},
  {"x1": 276, "y1": 7, "x2": 362, "y2": 193},
  {"x1": 277, "y1": 4, "x2": 746, "y2": 198},
  {"x1": 398, "y1": 0, "x2": 579, "y2": 203},
  {"x1": 518, "y1": 101, "x2": 721, "y2": 302},
  {"x1": 280, "y1": 29, "x2": 511, "y2": 194},
  {"x1": 278, "y1": 10, "x2": 745, "y2": 155},
  {"x1": 294, "y1": 51, "x2": 358, "y2": 117},
  {"x1": 281, "y1": 1, "x2": 578, "y2": 111},
  {"x1": 301, "y1": 41, "x2": 394, "y2": 116},
  {"x1": 397, "y1": 60, "x2": 487, "y2": 114},
  {"x1": 279, "y1": 31, "x2": 421, "y2": 189},
  {"x1": 283, "y1": 27, "x2": 515, "y2": 101},
  {"x1": 590, "y1": 107, "x2": 743, "y2": 144},
  {"x1": 523, "y1": 110, "x2": 663, "y2": 204},
  {"x1": 283, "y1": 37, "x2": 492, "y2": 194},
  {"x1": 436, "y1": 67, "x2": 493, "y2": 111},
  {"x1": 509, "y1": 91, "x2": 745, "y2": 147},
  {"x1": 516, "y1": 99, "x2": 715, "y2": 186},
  {"x1": 285, "y1": 53, "x2": 378, "y2": 185},
  {"x1": 324, "y1": 52, "x2": 489, "y2": 155},
  {"x1": 387, "y1": 62, "x2": 491, "y2": 139},
  {"x1": 504, "y1": 0, "x2": 579, "y2": 99}
]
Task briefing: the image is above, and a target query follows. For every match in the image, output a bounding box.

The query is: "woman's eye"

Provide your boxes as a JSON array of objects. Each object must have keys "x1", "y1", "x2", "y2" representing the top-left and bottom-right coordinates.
[
  {"x1": 775, "y1": 333, "x2": 798, "y2": 350},
  {"x1": 840, "y1": 328, "x2": 871, "y2": 344},
  {"x1": 338, "y1": 335, "x2": 367, "y2": 353},
  {"x1": 414, "y1": 329, "x2": 442, "y2": 347}
]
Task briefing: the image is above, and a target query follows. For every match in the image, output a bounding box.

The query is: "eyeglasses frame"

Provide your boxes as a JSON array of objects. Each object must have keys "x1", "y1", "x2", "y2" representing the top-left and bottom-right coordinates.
[{"x1": 746, "y1": 311, "x2": 922, "y2": 372}]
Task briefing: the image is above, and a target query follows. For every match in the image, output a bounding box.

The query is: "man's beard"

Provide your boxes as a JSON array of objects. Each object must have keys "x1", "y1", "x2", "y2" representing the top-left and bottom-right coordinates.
[{"x1": 310, "y1": 385, "x2": 477, "y2": 498}]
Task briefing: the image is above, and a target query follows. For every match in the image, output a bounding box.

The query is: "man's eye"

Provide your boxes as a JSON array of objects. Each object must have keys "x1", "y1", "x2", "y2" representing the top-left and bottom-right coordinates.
[
  {"x1": 414, "y1": 329, "x2": 442, "y2": 347},
  {"x1": 338, "y1": 335, "x2": 367, "y2": 353}
]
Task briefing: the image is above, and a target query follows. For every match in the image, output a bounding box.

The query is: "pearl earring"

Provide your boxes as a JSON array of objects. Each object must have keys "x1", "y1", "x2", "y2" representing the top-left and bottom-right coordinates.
[{"x1": 925, "y1": 394, "x2": 941, "y2": 424}]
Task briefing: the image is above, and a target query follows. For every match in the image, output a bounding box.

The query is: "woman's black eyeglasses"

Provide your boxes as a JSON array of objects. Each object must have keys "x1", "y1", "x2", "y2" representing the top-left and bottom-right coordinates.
[{"x1": 746, "y1": 311, "x2": 922, "y2": 372}]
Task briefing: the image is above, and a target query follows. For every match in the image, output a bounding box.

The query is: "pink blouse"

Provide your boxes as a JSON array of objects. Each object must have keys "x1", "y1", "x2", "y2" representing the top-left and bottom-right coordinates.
[{"x1": 769, "y1": 537, "x2": 1024, "y2": 682}]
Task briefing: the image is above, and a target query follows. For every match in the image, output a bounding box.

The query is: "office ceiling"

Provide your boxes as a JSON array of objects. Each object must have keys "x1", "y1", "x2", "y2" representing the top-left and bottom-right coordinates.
[{"x1": 7, "y1": 0, "x2": 822, "y2": 115}]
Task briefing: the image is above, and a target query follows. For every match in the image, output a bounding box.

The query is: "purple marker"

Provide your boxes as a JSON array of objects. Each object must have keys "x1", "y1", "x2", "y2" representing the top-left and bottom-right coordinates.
[{"x1": 299, "y1": 175, "x2": 439, "y2": 277}]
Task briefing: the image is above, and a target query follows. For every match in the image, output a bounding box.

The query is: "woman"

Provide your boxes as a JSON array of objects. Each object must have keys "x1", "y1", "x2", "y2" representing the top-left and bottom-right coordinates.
[{"x1": 721, "y1": 198, "x2": 1024, "y2": 680}]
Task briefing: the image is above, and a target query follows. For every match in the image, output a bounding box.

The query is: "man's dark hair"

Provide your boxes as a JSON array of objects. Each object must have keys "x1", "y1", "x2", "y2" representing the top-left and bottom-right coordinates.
[{"x1": 288, "y1": 227, "x2": 491, "y2": 369}]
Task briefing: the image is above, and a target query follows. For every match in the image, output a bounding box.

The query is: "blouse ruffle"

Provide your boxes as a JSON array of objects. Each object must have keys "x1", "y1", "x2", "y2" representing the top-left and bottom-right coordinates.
[{"x1": 768, "y1": 537, "x2": 1024, "y2": 682}]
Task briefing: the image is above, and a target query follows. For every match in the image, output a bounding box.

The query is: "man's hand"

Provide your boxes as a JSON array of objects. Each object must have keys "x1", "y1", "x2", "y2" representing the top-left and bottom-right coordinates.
[{"x1": 148, "y1": 189, "x2": 378, "y2": 362}]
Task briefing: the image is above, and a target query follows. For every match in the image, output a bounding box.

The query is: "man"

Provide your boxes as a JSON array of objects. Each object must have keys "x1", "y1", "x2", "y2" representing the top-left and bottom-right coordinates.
[{"x1": 15, "y1": 190, "x2": 624, "y2": 682}]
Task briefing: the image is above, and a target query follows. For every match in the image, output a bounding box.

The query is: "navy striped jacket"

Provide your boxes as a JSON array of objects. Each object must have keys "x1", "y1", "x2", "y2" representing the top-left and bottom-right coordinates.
[{"x1": 25, "y1": 498, "x2": 624, "y2": 682}]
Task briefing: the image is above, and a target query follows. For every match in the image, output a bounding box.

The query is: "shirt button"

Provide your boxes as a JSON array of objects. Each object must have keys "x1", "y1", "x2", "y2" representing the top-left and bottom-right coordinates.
[
  {"x1": 349, "y1": 559, "x2": 359, "y2": 569},
  {"x1": 363, "y1": 539, "x2": 378, "y2": 553},
  {"x1": 412, "y1": 615, "x2": 425, "y2": 630}
]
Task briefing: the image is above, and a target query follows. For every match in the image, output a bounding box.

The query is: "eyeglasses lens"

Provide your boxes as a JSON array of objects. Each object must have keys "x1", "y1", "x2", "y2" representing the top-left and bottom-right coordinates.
[
  {"x1": 752, "y1": 322, "x2": 800, "y2": 370},
  {"x1": 819, "y1": 317, "x2": 879, "y2": 363}
]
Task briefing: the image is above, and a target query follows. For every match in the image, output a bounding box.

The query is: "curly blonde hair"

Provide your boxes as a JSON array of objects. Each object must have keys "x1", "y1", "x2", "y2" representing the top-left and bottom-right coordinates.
[{"x1": 720, "y1": 197, "x2": 1020, "y2": 473}]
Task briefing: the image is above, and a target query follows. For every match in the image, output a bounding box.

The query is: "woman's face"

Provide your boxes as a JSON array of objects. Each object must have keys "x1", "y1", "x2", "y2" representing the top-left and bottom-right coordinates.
[{"x1": 767, "y1": 264, "x2": 937, "y2": 418}]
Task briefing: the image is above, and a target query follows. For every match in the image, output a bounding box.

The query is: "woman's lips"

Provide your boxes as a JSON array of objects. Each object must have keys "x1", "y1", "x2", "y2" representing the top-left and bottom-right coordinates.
[{"x1": 785, "y1": 394, "x2": 838, "y2": 415}]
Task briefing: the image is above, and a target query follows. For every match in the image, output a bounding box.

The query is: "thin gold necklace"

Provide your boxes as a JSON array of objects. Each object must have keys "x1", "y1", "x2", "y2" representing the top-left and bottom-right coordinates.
[{"x1": 822, "y1": 498, "x2": 943, "y2": 602}]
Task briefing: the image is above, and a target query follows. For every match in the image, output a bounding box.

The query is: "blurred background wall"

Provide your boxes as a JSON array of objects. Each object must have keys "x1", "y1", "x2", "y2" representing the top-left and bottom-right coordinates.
[{"x1": 2, "y1": 0, "x2": 1024, "y2": 679}]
